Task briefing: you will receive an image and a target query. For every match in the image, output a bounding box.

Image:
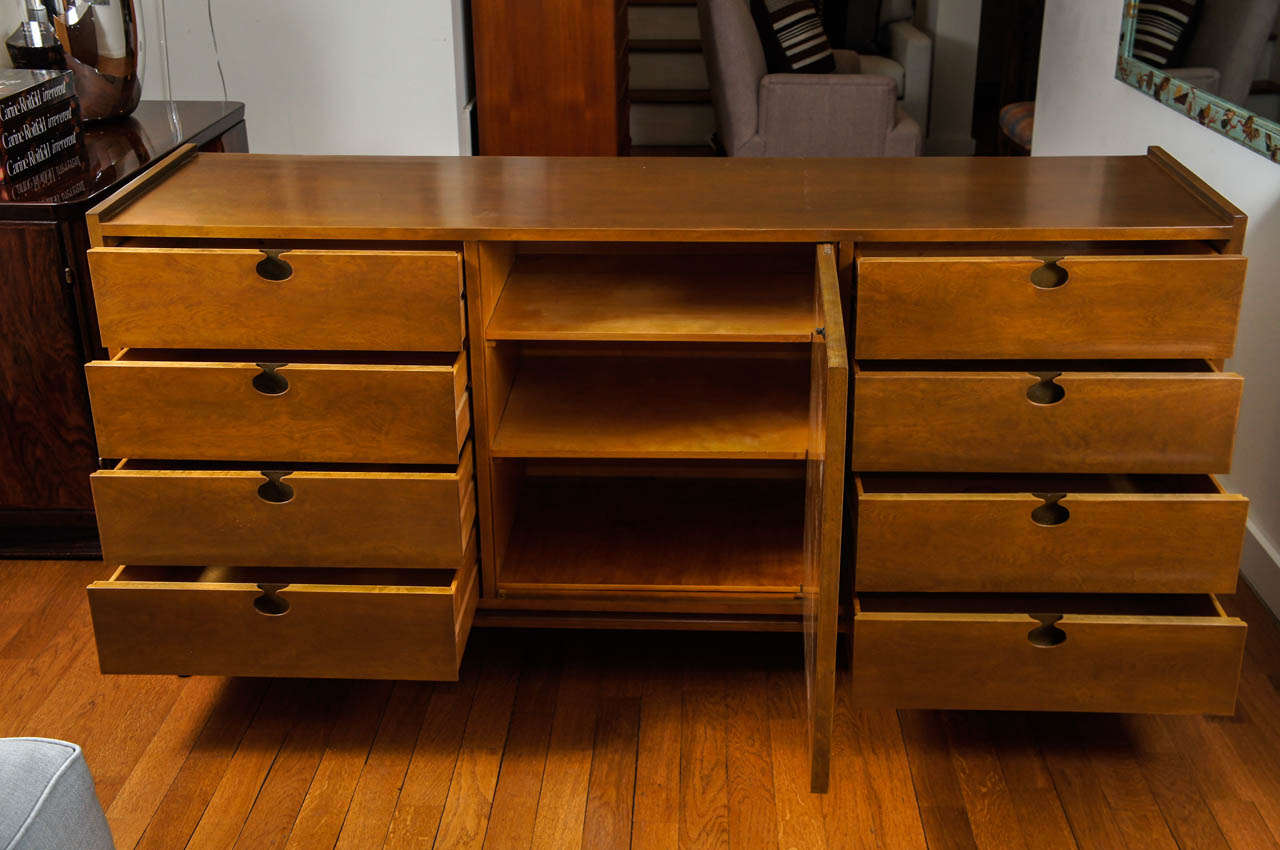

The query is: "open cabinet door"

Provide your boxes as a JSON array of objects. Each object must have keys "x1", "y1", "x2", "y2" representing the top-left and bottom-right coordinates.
[{"x1": 805, "y1": 244, "x2": 849, "y2": 792}]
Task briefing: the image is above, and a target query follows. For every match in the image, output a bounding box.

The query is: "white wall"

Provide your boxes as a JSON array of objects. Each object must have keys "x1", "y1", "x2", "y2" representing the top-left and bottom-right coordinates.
[
  {"x1": 915, "y1": 0, "x2": 981, "y2": 154},
  {"x1": 1035, "y1": 0, "x2": 1280, "y2": 612},
  {"x1": 1, "y1": 1, "x2": 471, "y2": 154},
  {"x1": 154, "y1": 0, "x2": 471, "y2": 154}
]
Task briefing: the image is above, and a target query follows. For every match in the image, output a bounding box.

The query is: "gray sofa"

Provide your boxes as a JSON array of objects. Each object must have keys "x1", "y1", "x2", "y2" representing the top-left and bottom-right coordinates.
[
  {"x1": 698, "y1": 0, "x2": 923, "y2": 156},
  {"x1": 1, "y1": 739, "x2": 114, "y2": 850}
]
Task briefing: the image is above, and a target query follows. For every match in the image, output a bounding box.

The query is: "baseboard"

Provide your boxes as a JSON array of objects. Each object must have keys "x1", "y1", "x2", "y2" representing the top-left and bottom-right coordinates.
[{"x1": 1240, "y1": 519, "x2": 1280, "y2": 620}]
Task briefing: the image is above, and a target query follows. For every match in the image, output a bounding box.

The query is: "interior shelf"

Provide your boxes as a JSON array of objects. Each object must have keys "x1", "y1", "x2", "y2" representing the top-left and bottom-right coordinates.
[
  {"x1": 485, "y1": 252, "x2": 815, "y2": 342},
  {"x1": 491, "y1": 354, "x2": 810, "y2": 459},
  {"x1": 499, "y1": 476, "x2": 805, "y2": 593}
]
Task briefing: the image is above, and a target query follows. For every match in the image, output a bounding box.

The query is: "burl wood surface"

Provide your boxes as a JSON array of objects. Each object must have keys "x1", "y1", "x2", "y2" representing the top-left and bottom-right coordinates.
[
  {"x1": 0, "y1": 225, "x2": 97, "y2": 509},
  {"x1": 89, "y1": 247, "x2": 465, "y2": 352},
  {"x1": 854, "y1": 253, "x2": 1247, "y2": 359}
]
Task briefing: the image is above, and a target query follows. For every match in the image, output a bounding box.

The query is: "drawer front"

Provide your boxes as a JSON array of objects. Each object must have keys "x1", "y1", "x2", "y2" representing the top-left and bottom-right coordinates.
[
  {"x1": 852, "y1": 598, "x2": 1245, "y2": 714},
  {"x1": 855, "y1": 477, "x2": 1248, "y2": 594},
  {"x1": 855, "y1": 254, "x2": 1246, "y2": 359},
  {"x1": 86, "y1": 354, "x2": 470, "y2": 464},
  {"x1": 93, "y1": 448, "x2": 477, "y2": 569},
  {"x1": 89, "y1": 247, "x2": 465, "y2": 351},
  {"x1": 88, "y1": 564, "x2": 479, "y2": 680},
  {"x1": 851, "y1": 367, "x2": 1241, "y2": 473}
]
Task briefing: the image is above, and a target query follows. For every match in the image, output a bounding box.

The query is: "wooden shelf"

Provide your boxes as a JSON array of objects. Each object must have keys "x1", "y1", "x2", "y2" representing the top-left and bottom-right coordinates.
[
  {"x1": 500, "y1": 476, "x2": 805, "y2": 593},
  {"x1": 487, "y1": 253, "x2": 814, "y2": 342},
  {"x1": 492, "y1": 355, "x2": 810, "y2": 459}
]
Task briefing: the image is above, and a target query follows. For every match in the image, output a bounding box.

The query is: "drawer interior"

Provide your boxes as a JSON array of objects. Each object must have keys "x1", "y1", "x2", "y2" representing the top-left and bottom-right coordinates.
[
  {"x1": 856, "y1": 592, "x2": 1225, "y2": 617},
  {"x1": 110, "y1": 565, "x2": 461, "y2": 589},
  {"x1": 854, "y1": 358, "x2": 1219, "y2": 373},
  {"x1": 109, "y1": 348, "x2": 460, "y2": 367},
  {"x1": 857, "y1": 472, "x2": 1223, "y2": 495},
  {"x1": 857, "y1": 240, "x2": 1220, "y2": 257}
]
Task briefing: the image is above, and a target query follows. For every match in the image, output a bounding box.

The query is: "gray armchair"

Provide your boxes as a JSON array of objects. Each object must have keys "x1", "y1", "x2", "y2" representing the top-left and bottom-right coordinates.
[
  {"x1": 698, "y1": 0, "x2": 922, "y2": 157},
  {"x1": 1168, "y1": 0, "x2": 1280, "y2": 105}
]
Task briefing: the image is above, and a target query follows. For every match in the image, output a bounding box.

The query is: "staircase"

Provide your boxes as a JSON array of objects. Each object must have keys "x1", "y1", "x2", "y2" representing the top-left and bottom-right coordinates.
[{"x1": 626, "y1": 0, "x2": 718, "y2": 155}]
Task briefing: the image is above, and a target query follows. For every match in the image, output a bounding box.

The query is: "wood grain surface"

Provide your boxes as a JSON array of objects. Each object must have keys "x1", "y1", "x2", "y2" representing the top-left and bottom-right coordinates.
[{"x1": 89, "y1": 247, "x2": 465, "y2": 351}]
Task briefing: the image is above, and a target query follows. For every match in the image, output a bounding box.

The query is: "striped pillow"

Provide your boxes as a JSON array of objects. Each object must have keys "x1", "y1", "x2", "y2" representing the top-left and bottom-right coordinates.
[
  {"x1": 752, "y1": 0, "x2": 837, "y2": 74},
  {"x1": 1133, "y1": 0, "x2": 1200, "y2": 68}
]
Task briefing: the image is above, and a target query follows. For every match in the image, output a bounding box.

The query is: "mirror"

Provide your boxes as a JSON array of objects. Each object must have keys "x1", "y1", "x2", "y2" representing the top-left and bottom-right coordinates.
[{"x1": 1117, "y1": 0, "x2": 1280, "y2": 160}]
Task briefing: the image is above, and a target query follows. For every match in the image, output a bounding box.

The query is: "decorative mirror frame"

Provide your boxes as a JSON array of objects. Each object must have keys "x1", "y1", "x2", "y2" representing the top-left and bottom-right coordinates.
[{"x1": 1116, "y1": 0, "x2": 1280, "y2": 161}]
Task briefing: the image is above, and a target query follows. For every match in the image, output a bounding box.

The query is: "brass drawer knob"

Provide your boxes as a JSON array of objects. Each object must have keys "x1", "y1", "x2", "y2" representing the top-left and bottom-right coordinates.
[
  {"x1": 1030, "y1": 492, "x2": 1069, "y2": 526},
  {"x1": 1028, "y1": 614, "x2": 1066, "y2": 647},
  {"x1": 253, "y1": 583, "x2": 290, "y2": 616},
  {"x1": 1030, "y1": 258, "x2": 1068, "y2": 289},
  {"x1": 256, "y1": 249, "x2": 293, "y2": 281},
  {"x1": 1026, "y1": 371, "x2": 1065, "y2": 405},
  {"x1": 252, "y1": 363, "x2": 289, "y2": 396},
  {"x1": 257, "y1": 470, "x2": 294, "y2": 504}
]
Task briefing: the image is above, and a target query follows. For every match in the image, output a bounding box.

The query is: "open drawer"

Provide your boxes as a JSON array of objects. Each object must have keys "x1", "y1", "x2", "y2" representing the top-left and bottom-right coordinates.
[
  {"x1": 852, "y1": 593, "x2": 1245, "y2": 714},
  {"x1": 854, "y1": 473, "x2": 1248, "y2": 594},
  {"x1": 86, "y1": 349, "x2": 470, "y2": 465},
  {"x1": 92, "y1": 446, "x2": 476, "y2": 570},
  {"x1": 851, "y1": 359, "x2": 1242, "y2": 473},
  {"x1": 87, "y1": 563, "x2": 479, "y2": 680}
]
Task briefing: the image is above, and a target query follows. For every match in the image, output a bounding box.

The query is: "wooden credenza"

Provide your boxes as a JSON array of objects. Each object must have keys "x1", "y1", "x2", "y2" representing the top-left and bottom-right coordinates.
[{"x1": 78, "y1": 146, "x2": 1250, "y2": 792}]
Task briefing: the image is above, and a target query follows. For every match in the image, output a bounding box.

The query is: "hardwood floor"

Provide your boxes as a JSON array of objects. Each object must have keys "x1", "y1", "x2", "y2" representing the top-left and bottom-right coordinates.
[{"x1": 4, "y1": 561, "x2": 1280, "y2": 849}]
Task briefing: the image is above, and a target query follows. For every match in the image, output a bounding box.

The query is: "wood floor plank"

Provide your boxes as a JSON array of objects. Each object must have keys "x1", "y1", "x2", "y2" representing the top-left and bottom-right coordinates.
[
  {"x1": 582, "y1": 696, "x2": 641, "y2": 849},
  {"x1": 850, "y1": 708, "x2": 928, "y2": 849},
  {"x1": 941, "y1": 712, "x2": 1028, "y2": 850},
  {"x1": 530, "y1": 641, "x2": 602, "y2": 850},
  {"x1": 728, "y1": 669, "x2": 780, "y2": 849},
  {"x1": 106, "y1": 677, "x2": 240, "y2": 850},
  {"x1": 680, "y1": 662, "x2": 730, "y2": 850},
  {"x1": 1207, "y1": 798, "x2": 1280, "y2": 850},
  {"x1": 900, "y1": 710, "x2": 978, "y2": 850},
  {"x1": 285, "y1": 681, "x2": 395, "y2": 850},
  {"x1": 631, "y1": 648, "x2": 683, "y2": 850},
  {"x1": 385, "y1": 673, "x2": 484, "y2": 850},
  {"x1": 334, "y1": 681, "x2": 435, "y2": 850},
  {"x1": 134, "y1": 678, "x2": 269, "y2": 850},
  {"x1": 481, "y1": 642, "x2": 562, "y2": 850},
  {"x1": 820, "y1": 672, "x2": 876, "y2": 850},
  {"x1": 1031, "y1": 714, "x2": 1129, "y2": 850},
  {"x1": 1077, "y1": 716, "x2": 1179, "y2": 850},
  {"x1": 768, "y1": 667, "x2": 828, "y2": 850},
  {"x1": 987, "y1": 715, "x2": 1077, "y2": 850},
  {"x1": 235, "y1": 680, "x2": 349, "y2": 850},
  {"x1": 433, "y1": 643, "x2": 522, "y2": 850},
  {"x1": 187, "y1": 680, "x2": 318, "y2": 850}
]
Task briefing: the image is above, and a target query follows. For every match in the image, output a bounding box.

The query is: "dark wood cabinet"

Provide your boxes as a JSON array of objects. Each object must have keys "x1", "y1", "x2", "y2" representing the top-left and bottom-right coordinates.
[
  {"x1": 0, "y1": 100, "x2": 247, "y2": 557},
  {"x1": 472, "y1": 0, "x2": 629, "y2": 154}
]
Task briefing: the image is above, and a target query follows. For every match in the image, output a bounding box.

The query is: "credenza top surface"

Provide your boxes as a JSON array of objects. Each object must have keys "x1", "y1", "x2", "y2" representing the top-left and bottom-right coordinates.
[{"x1": 91, "y1": 147, "x2": 1243, "y2": 245}]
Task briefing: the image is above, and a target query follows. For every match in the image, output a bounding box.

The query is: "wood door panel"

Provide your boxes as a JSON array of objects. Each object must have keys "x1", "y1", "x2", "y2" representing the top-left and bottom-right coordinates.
[{"x1": 803, "y1": 244, "x2": 847, "y2": 793}]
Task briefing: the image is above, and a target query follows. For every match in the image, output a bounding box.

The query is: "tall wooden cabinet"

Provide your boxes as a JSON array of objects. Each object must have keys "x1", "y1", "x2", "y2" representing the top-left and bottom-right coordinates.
[
  {"x1": 471, "y1": 0, "x2": 629, "y2": 154},
  {"x1": 78, "y1": 147, "x2": 1250, "y2": 792}
]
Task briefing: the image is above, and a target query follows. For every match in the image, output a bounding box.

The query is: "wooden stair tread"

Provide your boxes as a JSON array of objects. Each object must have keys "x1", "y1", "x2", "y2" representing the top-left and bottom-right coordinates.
[{"x1": 630, "y1": 88, "x2": 713, "y2": 104}]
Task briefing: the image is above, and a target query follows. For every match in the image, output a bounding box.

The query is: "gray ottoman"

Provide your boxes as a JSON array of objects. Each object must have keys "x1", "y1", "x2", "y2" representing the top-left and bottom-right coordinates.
[{"x1": 0, "y1": 739, "x2": 114, "y2": 850}]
